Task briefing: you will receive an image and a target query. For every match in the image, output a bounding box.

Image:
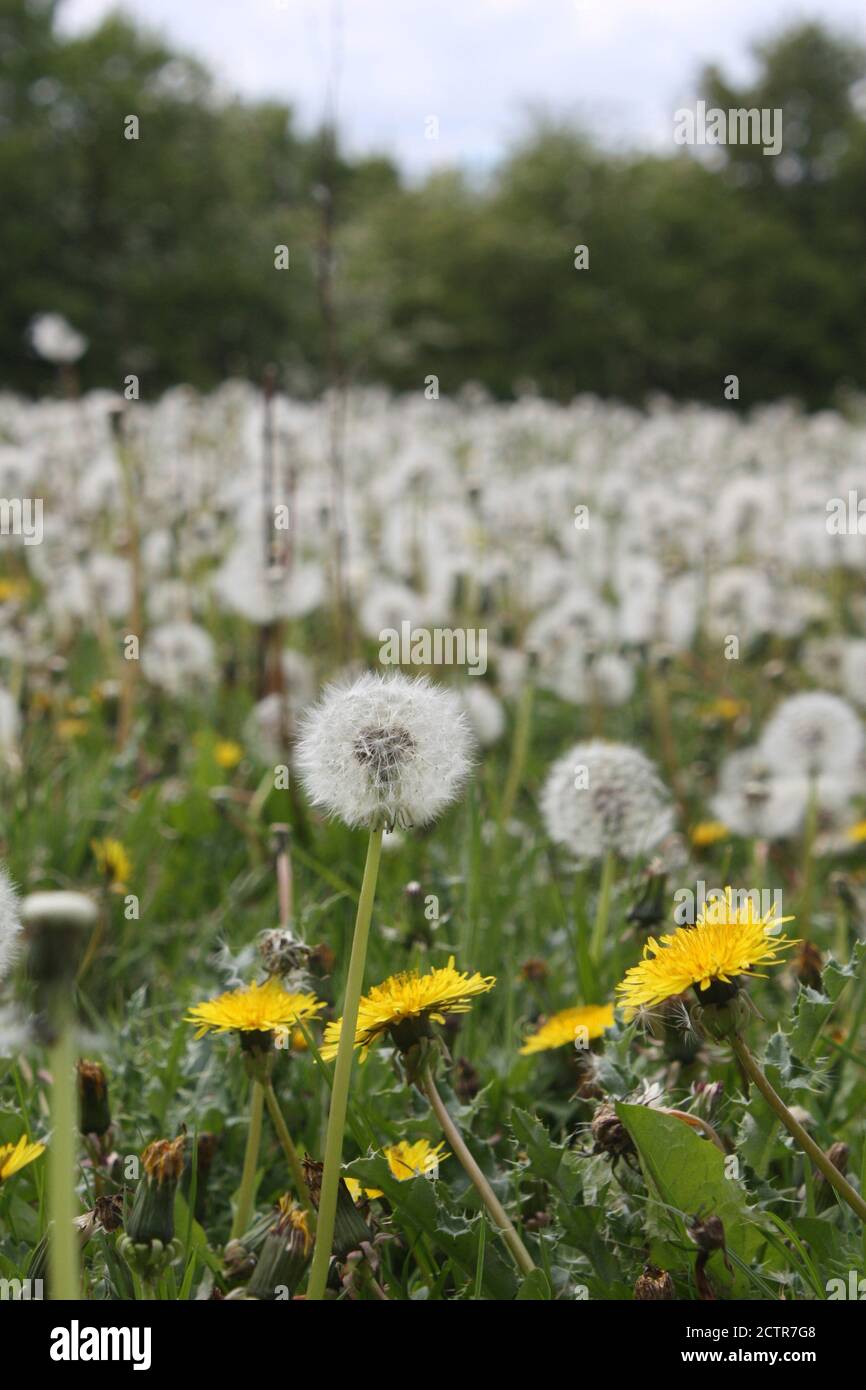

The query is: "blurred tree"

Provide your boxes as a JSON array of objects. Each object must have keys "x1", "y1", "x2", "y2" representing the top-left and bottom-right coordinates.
[{"x1": 1, "y1": 7, "x2": 865, "y2": 409}]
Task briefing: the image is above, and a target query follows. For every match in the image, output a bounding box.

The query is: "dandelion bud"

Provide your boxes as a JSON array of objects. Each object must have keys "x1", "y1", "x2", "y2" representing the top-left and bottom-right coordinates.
[
  {"x1": 309, "y1": 942, "x2": 336, "y2": 978},
  {"x1": 124, "y1": 1136, "x2": 185, "y2": 1249},
  {"x1": 626, "y1": 870, "x2": 668, "y2": 930},
  {"x1": 688, "y1": 1212, "x2": 731, "y2": 1300},
  {"x1": 23, "y1": 891, "x2": 97, "y2": 1043},
  {"x1": 223, "y1": 1238, "x2": 257, "y2": 1281},
  {"x1": 22, "y1": 891, "x2": 97, "y2": 990},
  {"x1": 591, "y1": 1102, "x2": 634, "y2": 1158},
  {"x1": 77, "y1": 1060, "x2": 111, "y2": 1138},
  {"x1": 302, "y1": 1156, "x2": 370, "y2": 1262},
  {"x1": 688, "y1": 1212, "x2": 726, "y2": 1254},
  {"x1": 245, "y1": 1202, "x2": 310, "y2": 1300},
  {"x1": 634, "y1": 1265, "x2": 675, "y2": 1300},
  {"x1": 258, "y1": 927, "x2": 312, "y2": 978},
  {"x1": 794, "y1": 940, "x2": 823, "y2": 990},
  {"x1": 453, "y1": 1057, "x2": 481, "y2": 1102},
  {"x1": 519, "y1": 958, "x2": 548, "y2": 983}
]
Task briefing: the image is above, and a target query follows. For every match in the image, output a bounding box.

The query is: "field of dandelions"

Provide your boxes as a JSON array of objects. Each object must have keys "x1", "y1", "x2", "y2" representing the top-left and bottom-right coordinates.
[{"x1": 2, "y1": 380, "x2": 866, "y2": 1302}]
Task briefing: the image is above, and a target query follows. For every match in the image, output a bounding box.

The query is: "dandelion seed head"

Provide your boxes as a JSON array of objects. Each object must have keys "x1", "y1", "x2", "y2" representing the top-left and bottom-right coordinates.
[
  {"x1": 541, "y1": 739, "x2": 674, "y2": 862},
  {"x1": 0, "y1": 867, "x2": 22, "y2": 985},
  {"x1": 760, "y1": 691, "x2": 864, "y2": 781},
  {"x1": 295, "y1": 671, "x2": 474, "y2": 829}
]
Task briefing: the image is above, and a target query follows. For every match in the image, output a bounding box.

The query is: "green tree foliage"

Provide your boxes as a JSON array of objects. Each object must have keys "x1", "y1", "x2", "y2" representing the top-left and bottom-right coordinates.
[{"x1": 1, "y1": 5, "x2": 865, "y2": 407}]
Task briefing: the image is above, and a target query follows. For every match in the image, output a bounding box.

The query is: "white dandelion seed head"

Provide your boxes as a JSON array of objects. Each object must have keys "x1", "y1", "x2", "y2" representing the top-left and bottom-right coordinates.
[
  {"x1": 0, "y1": 868, "x2": 23, "y2": 983},
  {"x1": 759, "y1": 691, "x2": 864, "y2": 780},
  {"x1": 711, "y1": 747, "x2": 809, "y2": 840},
  {"x1": 0, "y1": 688, "x2": 21, "y2": 756},
  {"x1": 457, "y1": 683, "x2": 505, "y2": 746},
  {"x1": 295, "y1": 671, "x2": 474, "y2": 829},
  {"x1": 140, "y1": 620, "x2": 217, "y2": 697},
  {"x1": 29, "y1": 313, "x2": 88, "y2": 365},
  {"x1": 541, "y1": 739, "x2": 675, "y2": 862}
]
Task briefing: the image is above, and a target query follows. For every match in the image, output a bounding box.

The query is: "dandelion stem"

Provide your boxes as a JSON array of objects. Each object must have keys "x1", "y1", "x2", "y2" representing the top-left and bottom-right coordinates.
[
  {"x1": 499, "y1": 681, "x2": 534, "y2": 827},
  {"x1": 306, "y1": 823, "x2": 384, "y2": 1300},
  {"x1": 421, "y1": 1064, "x2": 536, "y2": 1279},
  {"x1": 732, "y1": 1035, "x2": 866, "y2": 1225},
  {"x1": 590, "y1": 849, "x2": 616, "y2": 965},
  {"x1": 48, "y1": 1008, "x2": 79, "y2": 1299},
  {"x1": 799, "y1": 779, "x2": 819, "y2": 935},
  {"x1": 231, "y1": 1078, "x2": 264, "y2": 1241},
  {"x1": 262, "y1": 1080, "x2": 316, "y2": 1223}
]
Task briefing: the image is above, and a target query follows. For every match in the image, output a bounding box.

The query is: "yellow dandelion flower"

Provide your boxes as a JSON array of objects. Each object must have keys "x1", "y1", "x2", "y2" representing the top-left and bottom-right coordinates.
[
  {"x1": 0, "y1": 1135, "x2": 46, "y2": 1182},
  {"x1": 57, "y1": 718, "x2": 88, "y2": 741},
  {"x1": 0, "y1": 577, "x2": 29, "y2": 603},
  {"x1": 91, "y1": 837, "x2": 132, "y2": 891},
  {"x1": 703, "y1": 697, "x2": 748, "y2": 722},
  {"x1": 384, "y1": 1138, "x2": 449, "y2": 1181},
  {"x1": 344, "y1": 1176, "x2": 384, "y2": 1203},
  {"x1": 690, "y1": 821, "x2": 729, "y2": 848},
  {"x1": 616, "y1": 886, "x2": 797, "y2": 1020},
  {"x1": 186, "y1": 977, "x2": 324, "y2": 1038},
  {"x1": 520, "y1": 1002, "x2": 615, "y2": 1056},
  {"x1": 321, "y1": 956, "x2": 495, "y2": 1061},
  {"x1": 844, "y1": 820, "x2": 866, "y2": 845},
  {"x1": 214, "y1": 740, "x2": 243, "y2": 770}
]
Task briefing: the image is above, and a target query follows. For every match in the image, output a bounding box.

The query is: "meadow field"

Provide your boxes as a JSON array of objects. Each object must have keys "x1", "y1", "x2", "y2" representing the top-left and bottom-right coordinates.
[{"x1": 1, "y1": 381, "x2": 865, "y2": 1302}]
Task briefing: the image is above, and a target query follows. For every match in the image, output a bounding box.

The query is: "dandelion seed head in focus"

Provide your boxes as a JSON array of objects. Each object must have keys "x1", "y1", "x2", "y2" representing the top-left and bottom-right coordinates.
[{"x1": 295, "y1": 672, "x2": 474, "y2": 829}]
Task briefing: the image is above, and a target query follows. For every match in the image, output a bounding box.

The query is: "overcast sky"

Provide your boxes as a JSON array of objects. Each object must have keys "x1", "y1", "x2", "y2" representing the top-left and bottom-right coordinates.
[{"x1": 60, "y1": 0, "x2": 865, "y2": 173}]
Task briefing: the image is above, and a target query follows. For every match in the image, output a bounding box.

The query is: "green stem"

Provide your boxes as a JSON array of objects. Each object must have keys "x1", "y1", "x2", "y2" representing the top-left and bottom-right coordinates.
[
  {"x1": 800, "y1": 779, "x2": 818, "y2": 936},
  {"x1": 263, "y1": 1080, "x2": 316, "y2": 1223},
  {"x1": 231, "y1": 1078, "x2": 264, "y2": 1240},
  {"x1": 306, "y1": 824, "x2": 384, "y2": 1300},
  {"x1": 732, "y1": 1036, "x2": 866, "y2": 1225},
  {"x1": 499, "y1": 682, "x2": 534, "y2": 827},
  {"x1": 48, "y1": 1013, "x2": 79, "y2": 1300},
  {"x1": 421, "y1": 1065, "x2": 536, "y2": 1279},
  {"x1": 590, "y1": 849, "x2": 616, "y2": 965}
]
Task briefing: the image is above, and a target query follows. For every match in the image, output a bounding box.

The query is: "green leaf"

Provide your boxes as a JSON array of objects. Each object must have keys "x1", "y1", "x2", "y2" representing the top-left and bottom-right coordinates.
[
  {"x1": 516, "y1": 1268, "x2": 551, "y2": 1300},
  {"x1": 823, "y1": 941, "x2": 866, "y2": 1002},
  {"x1": 789, "y1": 985, "x2": 833, "y2": 1062},
  {"x1": 617, "y1": 1102, "x2": 762, "y2": 1298},
  {"x1": 557, "y1": 1202, "x2": 620, "y2": 1285},
  {"x1": 348, "y1": 1156, "x2": 517, "y2": 1300},
  {"x1": 510, "y1": 1107, "x2": 563, "y2": 1182}
]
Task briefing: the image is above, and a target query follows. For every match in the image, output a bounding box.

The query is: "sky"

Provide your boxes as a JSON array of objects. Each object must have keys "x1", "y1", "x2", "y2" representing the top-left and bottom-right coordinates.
[{"x1": 60, "y1": 0, "x2": 866, "y2": 174}]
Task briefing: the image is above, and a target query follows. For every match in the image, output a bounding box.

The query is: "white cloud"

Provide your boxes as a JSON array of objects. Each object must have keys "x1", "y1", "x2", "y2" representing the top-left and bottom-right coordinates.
[{"x1": 58, "y1": 0, "x2": 866, "y2": 172}]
